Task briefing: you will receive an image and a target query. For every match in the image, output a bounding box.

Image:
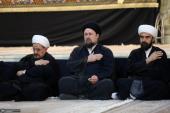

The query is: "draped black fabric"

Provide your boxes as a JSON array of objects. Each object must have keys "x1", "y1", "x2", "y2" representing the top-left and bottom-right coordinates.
[{"x1": 0, "y1": 8, "x2": 158, "y2": 46}]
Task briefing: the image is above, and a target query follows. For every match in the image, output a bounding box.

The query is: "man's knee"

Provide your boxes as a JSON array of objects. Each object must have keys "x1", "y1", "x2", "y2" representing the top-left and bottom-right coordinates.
[
  {"x1": 98, "y1": 79, "x2": 113, "y2": 89},
  {"x1": 88, "y1": 79, "x2": 113, "y2": 100},
  {"x1": 59, "y1": 76, "x2": 78, "y2": 94},
  {"x1": 22, "y1": 83, "x2": 49, "y2": 101},
  {"x1": 0, "y1": 82, "x2": 18, "y2": 101}
]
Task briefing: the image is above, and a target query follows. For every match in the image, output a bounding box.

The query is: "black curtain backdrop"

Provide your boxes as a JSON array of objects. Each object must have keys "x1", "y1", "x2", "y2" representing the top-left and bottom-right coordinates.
[{"x1": 0, "y1": 8, "x2": 158, "y2": 46}]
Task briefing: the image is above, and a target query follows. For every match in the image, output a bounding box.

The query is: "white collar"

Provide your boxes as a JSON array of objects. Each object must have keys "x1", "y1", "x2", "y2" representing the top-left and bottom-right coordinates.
[
  {"x1": 145, "y1": 47, "x2": 152, "y2": 58},
  {"x1": 87, "y1": 44, "x2": 97, "y2": 54}
]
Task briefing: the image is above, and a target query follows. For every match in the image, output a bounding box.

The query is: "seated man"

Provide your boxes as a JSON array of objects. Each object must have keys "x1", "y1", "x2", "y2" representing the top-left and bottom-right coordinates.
[
  {"x1": 15, "y1": 35, "x2": 60, "y2": 101},
  {"x1": 116, "y1": 24, "x2": 169, "y2": 100},
  {"x1": 0, "y1": 35, "x2": 60, "y2": 101},
  {"x1": 0, "y1": 61, "x2": 18, "y2": 101},
  {"x1": 59, "y1": 22, "x2": 115, "y2": 100}
]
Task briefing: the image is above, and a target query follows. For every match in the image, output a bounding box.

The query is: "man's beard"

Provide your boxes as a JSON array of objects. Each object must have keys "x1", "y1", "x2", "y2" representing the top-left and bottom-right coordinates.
[
  {"x1": 84, "y1": 38, "x2": 95, "y2": 49},
  {"x1": 34, "y1": 54, "x2": 40, "y2": 59},
  {"x1": 141, "y1": 42, "x2": 152, "y2": 51},
  {"x1": 85, "y1": 42, "x2": 95, "y2": 49}
]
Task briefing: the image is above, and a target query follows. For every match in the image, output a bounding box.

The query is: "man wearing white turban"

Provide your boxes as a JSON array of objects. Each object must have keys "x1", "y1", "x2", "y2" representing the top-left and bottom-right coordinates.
[
  {"x1": 0, "y1": 35, "x2": 60, "y2": 101},
  {"x1": 32, "y1": 35, "x2": 50, "y2": 48},
  {"x1": 13, "y1": 35, "x2": 60, "y2": 101},
  {"x1": 116, "y1": 24, "x2": 169, "y2": 100}
]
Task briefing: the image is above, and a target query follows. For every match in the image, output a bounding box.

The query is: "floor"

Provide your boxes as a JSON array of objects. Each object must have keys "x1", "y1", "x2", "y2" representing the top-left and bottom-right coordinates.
[
  {"x1": 0, "y1": 98, "x2": 170, "y2": 113},
  {"x1": 0, "y1": 98, "x2": 133, "y2": 113},
  {"x1": 107, "y1": 100, "x2": 170, "y2": 113}
]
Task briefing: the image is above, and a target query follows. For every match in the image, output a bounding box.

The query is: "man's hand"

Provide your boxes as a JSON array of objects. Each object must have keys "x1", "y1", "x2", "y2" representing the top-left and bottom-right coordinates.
[
  {"x1": 16, "y1": 70, "x2": 26, "y2": 76},
  {"x1": 87, "y1": 54, "x2": 103, "y2": 62},
  {"x1": 35, "y1": 59, "x2": 49, "y2": 65},
  {"x1": 146, "y1": 51, "x2": 163, "y2": 64},
  {"x1": 88, "y1": 75, "x2": 99, "y2": 85}
]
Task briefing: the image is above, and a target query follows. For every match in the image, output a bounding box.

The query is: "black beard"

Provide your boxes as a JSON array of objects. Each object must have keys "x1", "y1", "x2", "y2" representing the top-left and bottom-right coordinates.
[
  {"x1": 84, "y1": 43, "x2": 95, "y2": 49},
  {"x1": 141, "y1": 42, "x2": 152, "y2": 51}
]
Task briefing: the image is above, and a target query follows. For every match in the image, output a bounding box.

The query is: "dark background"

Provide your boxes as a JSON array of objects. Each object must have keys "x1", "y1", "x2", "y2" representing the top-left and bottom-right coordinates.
[{"x1": 0, "y1": 8, "x2": 159, "y2": 46}]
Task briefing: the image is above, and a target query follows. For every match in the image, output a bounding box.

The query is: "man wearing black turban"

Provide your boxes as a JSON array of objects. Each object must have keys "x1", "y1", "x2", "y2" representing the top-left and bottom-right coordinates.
[{"x1": 59, "y1": 22, "x2": 115, "y2": 100}]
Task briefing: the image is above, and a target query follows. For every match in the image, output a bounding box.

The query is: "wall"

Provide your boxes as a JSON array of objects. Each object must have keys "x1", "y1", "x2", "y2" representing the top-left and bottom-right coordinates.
[{"x1": 160, "y1": 0, "x2": 170, "y2": 43}]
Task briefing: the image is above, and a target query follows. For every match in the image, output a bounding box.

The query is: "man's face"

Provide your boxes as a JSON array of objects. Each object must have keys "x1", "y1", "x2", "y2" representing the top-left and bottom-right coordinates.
[
  {"x1": 139, "y1": 32, "x2": 154, "y2": 51},
  {"x1": 84, "y1": 28, "x2": 99, "y2": 48},
  {"x1": 32, "y1": 43, "x2": 47, "y2": 59}
]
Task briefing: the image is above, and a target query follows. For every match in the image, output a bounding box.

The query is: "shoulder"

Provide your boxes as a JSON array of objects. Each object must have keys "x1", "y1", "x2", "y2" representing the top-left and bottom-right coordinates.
[
  {"x1": 73, "y1": 46, "x2": 83, "y2": 51},
  {"x1": 130, "y1": 48, "x2": 142, "y2": 54},
  {"x1": 97, "y1": 45, "x2": 112, "y2": 52},
  {"x1": 19, "y1": 54, "x2": 34, "y2": 62},
  {"x1": 21, "y1": 54, "x2": 33, "y2": 59},
  {"x1": 45, "y1": 53, "x2": 55, "y2": 60},
  {"x1": 71, "y1": 46, "x2": 85, "y2": 53},
  {"x1": 152, "y1": 46, "x2": 165, "y2": 52},
  {"x1": 152, "y1": 46, "x2": 167, "y2": 55},
  {"x1": 97, "y1": 45, "x2": 114, "y2": 57},
  {"x1": 129, "y1": 48, "x2": 144, "y2": 58}
]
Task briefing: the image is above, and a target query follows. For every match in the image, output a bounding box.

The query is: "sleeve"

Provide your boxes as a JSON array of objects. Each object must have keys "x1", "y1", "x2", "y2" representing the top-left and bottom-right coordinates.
[
  {"x1": 43, "y1": 54, "x2": 61, "y2": 95},
  {"x1": 127, "y1": 50, "x2": 147, "y2": 76},
  {"x1": 48, "y1": 54, "x2": 60, "y2": 80},
  {"x1": 96, "y1": 48, "x2": 115, "y2": 80},
  {"x1": 67, "y1": 47, "x2": 87, "y2": 75},
  {"x1": 17, "y1": 55, "x2": 35, "y2": 70},
  {"x1": 155, "y1": 50, "x2": 168, "y2": 81}
]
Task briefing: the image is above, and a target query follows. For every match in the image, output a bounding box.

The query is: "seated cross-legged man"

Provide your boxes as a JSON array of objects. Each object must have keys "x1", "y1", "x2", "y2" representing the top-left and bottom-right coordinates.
[
  {"x1": 0, "y1": 35, "x2": 60, "y2": 101},
  {"x1": 116, "y1": 25, "x2": 169, "y2": 100},
  {"x1": 59, "y1": 22, "x2": 115, "y2": 100},
  {"x1": 12, "y1": 35, "x2": 60, "y2": 101}
]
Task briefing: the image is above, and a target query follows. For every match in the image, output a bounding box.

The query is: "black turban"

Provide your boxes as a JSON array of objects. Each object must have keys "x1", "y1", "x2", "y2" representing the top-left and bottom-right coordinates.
[{"x1": 82, "y1": 22, "x2": 101, "y2": 35}]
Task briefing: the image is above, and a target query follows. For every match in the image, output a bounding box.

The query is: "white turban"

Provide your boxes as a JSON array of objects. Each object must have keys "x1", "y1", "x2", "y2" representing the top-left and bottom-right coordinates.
[
  {"x1": 32, "y1": 35, "x2": 50, "y2": 48},
  {"x1": 138, "y1": 25, "x2": 158, "y2": 38}
]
